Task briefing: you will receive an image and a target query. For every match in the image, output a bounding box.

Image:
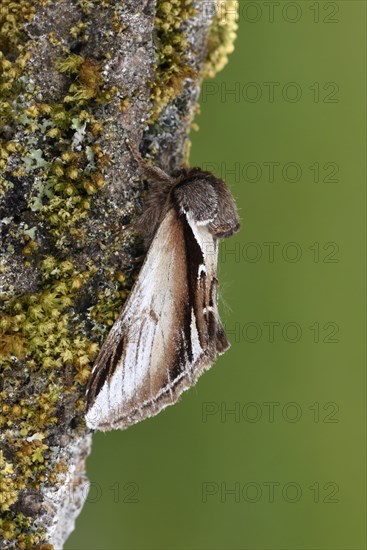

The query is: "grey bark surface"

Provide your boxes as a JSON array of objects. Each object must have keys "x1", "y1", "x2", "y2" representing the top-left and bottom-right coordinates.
[{"x1": 0, "y1": 0, "x2": 218, "y2": 548}]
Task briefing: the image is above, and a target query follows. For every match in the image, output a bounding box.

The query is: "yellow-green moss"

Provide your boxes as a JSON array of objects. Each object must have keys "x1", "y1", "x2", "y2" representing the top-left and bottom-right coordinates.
[
  {"x1": 150, "y1": 0, "x2": 196, "y2": 121},
  {"x1": 0, "y1": 511, "x2": 49, "y2": 548},
  {"x1": 202, "y1": 0, "x2": 238, "y2": 79},
  {"x1": 0, "y1": 452, "x2": 18, "y2": 512},
  {"x1": 58, "y1": 54, "x2": 117, "y2": 103},
  {"x1": 150, "y1": 0, "x2": 238, "y2": 121},
  {"x1": 89, "y1": 269, "x2": 130, "y2": 328},
  {"x1": 0, "y1": 258, "x2": 99, "y2": 534},
  {"x1": 0, "y1": 1, "x2": 35, "y2": 53},
  {"x1": 10, "y1": 48, "x2": 116, "y2": 246},
  {"x1": 1, "y1": 258, "x2": 97, "y2": 369}
]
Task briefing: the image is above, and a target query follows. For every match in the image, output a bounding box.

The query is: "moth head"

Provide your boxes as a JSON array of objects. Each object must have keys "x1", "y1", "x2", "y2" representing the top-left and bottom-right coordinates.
[
  {"x1": 127, "y1": 142, "x2": 239, "y2": 242},
  {"x1": 172, "y1": 168, "x2": 240, "y2": 239}
]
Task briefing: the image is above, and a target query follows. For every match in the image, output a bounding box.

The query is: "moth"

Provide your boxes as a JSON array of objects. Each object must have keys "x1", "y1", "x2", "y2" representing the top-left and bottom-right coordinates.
[{"x1": 85, "y1": 142, "x2": 240, "y2": 431}]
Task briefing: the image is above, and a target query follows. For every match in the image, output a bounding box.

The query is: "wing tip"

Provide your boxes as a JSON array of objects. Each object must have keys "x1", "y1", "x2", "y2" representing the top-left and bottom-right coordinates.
[{"x1": 216, "y1": 321, "x2": 230, "y2": 354}]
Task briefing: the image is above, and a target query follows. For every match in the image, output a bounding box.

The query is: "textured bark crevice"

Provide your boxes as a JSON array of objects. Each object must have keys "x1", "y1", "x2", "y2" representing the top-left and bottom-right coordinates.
[{"x1": 0, "y1": 1, "x2": 237, "y2": 547}]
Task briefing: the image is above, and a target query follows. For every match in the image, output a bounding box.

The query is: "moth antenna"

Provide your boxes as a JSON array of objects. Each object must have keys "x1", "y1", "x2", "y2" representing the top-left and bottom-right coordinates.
[
  {"x1": 125, "y1": 139, "x2": 173, "y2": 186},
  {"x1": 218, "y1": 283, "x2": 233, "y2": 313}
]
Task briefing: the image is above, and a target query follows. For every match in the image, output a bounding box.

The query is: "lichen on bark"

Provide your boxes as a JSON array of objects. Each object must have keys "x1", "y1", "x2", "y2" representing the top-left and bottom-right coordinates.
[{"x1": 0, "y1": 0, "x2": 237, "y2": 547}]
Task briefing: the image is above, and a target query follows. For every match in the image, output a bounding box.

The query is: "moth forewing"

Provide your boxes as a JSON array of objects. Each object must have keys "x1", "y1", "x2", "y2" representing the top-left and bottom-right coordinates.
[
  {"x1": 86, "y1": 153, "x2": 239, "y2": 431},
  {"x1": 86, "y1": 209, "x2": 187, "y2": 429}
]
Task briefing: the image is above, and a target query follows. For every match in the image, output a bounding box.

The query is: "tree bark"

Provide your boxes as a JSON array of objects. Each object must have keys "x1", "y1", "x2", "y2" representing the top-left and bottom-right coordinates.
[{"x1": 0, "y1": 0, "x2": 237, "y2": 548}]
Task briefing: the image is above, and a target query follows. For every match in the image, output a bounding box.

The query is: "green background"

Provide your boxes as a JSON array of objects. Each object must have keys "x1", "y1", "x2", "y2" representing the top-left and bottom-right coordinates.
[{"x1": 66, "y1": 2, "x2": 366, "y2": 549}]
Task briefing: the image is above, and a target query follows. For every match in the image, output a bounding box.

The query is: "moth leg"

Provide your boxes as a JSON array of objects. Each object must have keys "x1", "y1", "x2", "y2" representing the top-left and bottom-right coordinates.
[{"x1": 126, "y1": 140, "x2": 173, "y2": 186}]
